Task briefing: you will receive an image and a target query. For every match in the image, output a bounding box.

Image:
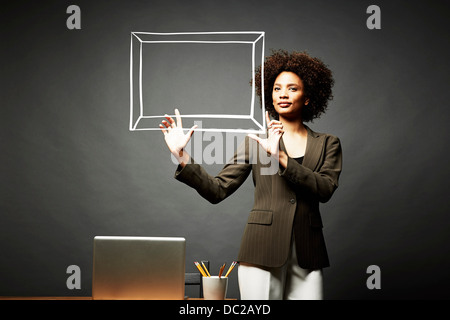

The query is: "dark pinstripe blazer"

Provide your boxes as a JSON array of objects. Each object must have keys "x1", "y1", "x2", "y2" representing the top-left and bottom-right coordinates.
[{"x1": 175, "y1": 125, "x2": 342, "y2": 269}]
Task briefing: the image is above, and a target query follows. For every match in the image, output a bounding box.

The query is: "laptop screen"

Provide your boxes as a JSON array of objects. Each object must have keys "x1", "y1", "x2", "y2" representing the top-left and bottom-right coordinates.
[{"x1": 92, "y1": 236, "x2": 186, "y2": 300}]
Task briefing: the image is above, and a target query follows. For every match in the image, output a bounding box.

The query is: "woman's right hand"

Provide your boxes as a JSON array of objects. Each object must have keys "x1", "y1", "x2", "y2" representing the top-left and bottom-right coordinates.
[
  {"x1": 248, "y1": 111, "x2": 284, "y2": 160},
  {"x1": 159, "y1": 109, "x2": 197, "y2": 166}
]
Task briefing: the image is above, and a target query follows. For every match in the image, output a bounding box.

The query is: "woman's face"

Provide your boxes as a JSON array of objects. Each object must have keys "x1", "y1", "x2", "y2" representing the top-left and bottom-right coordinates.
[{"x1": 272, "y1": 71, "x2": 309, "y2": 120}]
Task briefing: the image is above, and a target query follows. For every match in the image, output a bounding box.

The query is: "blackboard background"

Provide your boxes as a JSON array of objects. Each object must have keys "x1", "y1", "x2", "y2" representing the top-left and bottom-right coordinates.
[{"x1": 1, "y1": 0, "x2": 449, "y2": 300}]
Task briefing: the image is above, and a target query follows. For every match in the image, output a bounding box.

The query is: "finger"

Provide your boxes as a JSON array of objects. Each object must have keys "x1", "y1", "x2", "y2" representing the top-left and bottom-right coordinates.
[
  {"x1": 161, "y1": 120, "x2": 171, "y2": 129},
  {"x1": 248, "y1": 134, "x2": 261, "y2": 144},
  {"x1": 272, "y1": 128, "x2": 284, "y2": 136},
  {"x1": 175, "y1": 108, "x2": 182, "y2": 128},
  {"x1": 272, "y1": 126, "x2": 284, "y2": 133},
  {"x1": 267, "y1": 118, "x2": 282, "y2": 128},
  {"x1": 187, "y1": 124, "x2": 198, "y2": 137},
  {"x1": 159, "y1": 124, "x2": 167, "y2": 135},
  {"x1": 164, "y1": 114, "x2": 176, "y2": 128},
  {"x1": 265, "y1": 111, "x2": 271, "y2": 126},
  {"x1": 268, "y1": 124, "x2": 282, "y2": 137},
  {"x1": 269, "y1": 123, "x2": 283, "y2": 129}
]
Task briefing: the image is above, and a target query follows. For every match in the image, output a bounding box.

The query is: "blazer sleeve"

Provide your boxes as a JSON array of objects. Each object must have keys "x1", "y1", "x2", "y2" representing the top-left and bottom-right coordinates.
[
  {"x1": 278, "y1": 135, "x2": 342, "y2": 203},
  {"x1": 174, "y1": 136, "x2": 252, "y2": 204}
]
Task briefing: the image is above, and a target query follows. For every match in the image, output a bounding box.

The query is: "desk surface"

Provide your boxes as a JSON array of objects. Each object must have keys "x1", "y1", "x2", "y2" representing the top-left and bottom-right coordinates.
[
  {"x1": 0, "y1": 296, "x2": 92, "y2": 300},
  {"x1": 0, "y1": 296, "x2": 233, "y2": 300}
]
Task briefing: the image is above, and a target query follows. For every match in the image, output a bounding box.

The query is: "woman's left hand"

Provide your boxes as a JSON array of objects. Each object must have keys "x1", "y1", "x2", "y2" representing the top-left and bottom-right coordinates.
[{"x1": 248, "y1": 111, "x2": 284, "y2": 160}]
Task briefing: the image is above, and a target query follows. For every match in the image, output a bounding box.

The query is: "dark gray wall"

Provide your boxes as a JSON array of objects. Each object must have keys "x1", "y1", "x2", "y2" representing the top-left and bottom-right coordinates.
[{"x1": 1, "y1": 0, "x2": 449, "y2": 299}]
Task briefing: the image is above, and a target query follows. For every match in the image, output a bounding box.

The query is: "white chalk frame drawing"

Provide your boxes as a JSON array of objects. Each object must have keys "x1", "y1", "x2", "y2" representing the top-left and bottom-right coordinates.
[{"x1": 129, "y1": 31, "x2": 266, "y2": 133}]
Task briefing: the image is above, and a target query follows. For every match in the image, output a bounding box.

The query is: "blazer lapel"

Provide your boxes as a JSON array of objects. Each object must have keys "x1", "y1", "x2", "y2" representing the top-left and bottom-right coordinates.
[
  {"x1": 279, "y1": 125, "x2": 324, "y2": 171},
  {"x1": 302, "y1": 125, "x2": 324, "y2": 171}
]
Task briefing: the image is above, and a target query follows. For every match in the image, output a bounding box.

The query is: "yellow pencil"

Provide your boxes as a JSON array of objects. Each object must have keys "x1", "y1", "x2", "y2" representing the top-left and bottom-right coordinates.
[
  {"x1": 224, "y1": 261, "x2": 237, "y2": 277},
  {"x1": 194, "y1": 262, "x2": 207, "y2": 277},
  {"x1": 218, "y1": 263, "x2": 226, "y2": 278},
  {"x1": 194, "y1": 262, "x2": 205, "y2": 277},
  {"x1": 202, "y1": 261, "x2": 211, "y2": 277}
]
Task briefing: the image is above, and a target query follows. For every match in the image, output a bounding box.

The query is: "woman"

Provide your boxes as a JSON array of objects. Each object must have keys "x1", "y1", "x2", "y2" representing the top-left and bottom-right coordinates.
[{"x1": 159, "y1": 50, "x2": 342, "y2": 300}]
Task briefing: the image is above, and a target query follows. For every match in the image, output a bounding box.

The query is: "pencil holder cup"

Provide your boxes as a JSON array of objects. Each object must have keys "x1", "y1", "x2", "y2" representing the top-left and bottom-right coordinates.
[{"x1": 202, "y1": 276, "x2": 228, "y2": 300}]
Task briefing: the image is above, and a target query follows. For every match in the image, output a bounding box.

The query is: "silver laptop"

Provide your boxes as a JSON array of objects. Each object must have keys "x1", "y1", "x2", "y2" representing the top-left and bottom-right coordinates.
[{"x1": 92, "y1": 236, "x2": 186, "y2": 300}]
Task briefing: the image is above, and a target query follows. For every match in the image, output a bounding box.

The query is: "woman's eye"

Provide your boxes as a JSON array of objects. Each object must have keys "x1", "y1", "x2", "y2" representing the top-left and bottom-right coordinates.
[
  {"x1": 273, "y1": 87, "x2": 280, "y2": 91},
  {"x1": 289, "y1": 87, "x2": 297, "y2": 91}
]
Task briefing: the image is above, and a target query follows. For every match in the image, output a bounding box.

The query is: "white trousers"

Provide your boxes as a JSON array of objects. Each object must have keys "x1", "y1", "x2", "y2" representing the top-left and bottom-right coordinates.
[{"x1": 238, "y1": 241, "x2": 323, "y2": 300}]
